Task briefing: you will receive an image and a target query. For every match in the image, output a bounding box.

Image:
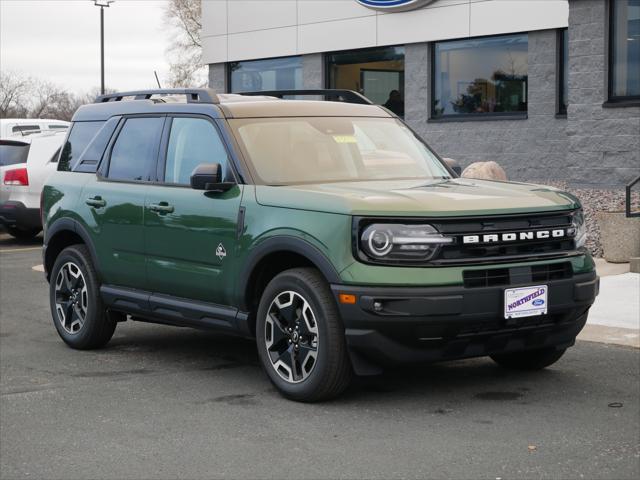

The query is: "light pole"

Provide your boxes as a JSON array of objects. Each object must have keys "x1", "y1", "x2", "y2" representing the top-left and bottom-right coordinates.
[{"x1": 92, "y1": 0, "x2": 115, "y2": 95}]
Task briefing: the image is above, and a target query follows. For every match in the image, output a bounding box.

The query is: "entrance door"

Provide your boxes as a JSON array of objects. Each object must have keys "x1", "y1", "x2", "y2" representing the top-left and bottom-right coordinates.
[{"x1": 144, "y1": 116, "x2": 242, "y2": 306}]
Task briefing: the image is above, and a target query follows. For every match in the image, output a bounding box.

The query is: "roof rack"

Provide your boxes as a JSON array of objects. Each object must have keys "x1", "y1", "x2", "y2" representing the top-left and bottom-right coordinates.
[
  {"x1": 94, "y1": 88, "x2": 219, "y2": 104},
  {"x1": 240, "y1": 89, "x2": 373, "y2": 105}
]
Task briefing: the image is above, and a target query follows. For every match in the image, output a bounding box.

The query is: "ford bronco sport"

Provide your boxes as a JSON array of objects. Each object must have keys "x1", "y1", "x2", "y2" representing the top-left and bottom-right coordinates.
[{"x1": 41, "y1": 88, "x2": 599, "y2": 402}]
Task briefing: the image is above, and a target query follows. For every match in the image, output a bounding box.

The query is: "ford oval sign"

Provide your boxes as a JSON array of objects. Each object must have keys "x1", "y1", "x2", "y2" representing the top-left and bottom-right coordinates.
[{"x1": 356, "y1": 0, "x2": 436, "y2": 12}]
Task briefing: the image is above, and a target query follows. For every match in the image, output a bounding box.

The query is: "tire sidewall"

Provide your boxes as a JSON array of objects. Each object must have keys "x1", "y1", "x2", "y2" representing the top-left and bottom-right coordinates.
[
  {"x1": 49, "y1": 246, "x2": 103, "y2": 347},
  {"x1": 256, "y1": 271, "x2": 338, "y2": 399}
]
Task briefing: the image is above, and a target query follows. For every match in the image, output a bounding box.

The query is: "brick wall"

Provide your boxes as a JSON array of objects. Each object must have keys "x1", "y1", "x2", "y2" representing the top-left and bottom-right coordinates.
[
  {"x1": 566, "y1": 0, "x2": 640, "y2": 187},
  {"x1": 405, "y1": 30, "x2": 570, "y2": 185}
]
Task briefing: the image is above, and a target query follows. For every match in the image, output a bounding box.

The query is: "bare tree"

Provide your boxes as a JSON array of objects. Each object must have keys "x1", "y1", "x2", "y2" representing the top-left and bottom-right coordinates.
[
  {"x1": 0, "y1": 71, "x2": 113, "y2": 122},
  {"x1": 164, "y1": 0, "x2": 207, "y2": 88},
  {"x1": 0, "y1": 71, "x2": 32, "y2": 118}
]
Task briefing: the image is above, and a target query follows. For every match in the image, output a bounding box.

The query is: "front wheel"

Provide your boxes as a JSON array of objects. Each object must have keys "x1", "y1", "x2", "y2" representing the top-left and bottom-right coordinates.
[
  {"x1": 256, "y1": 268, "x2": 352, "y2": 402},
  {"x1": 49, "y1": 245, "x2": 117, "y2": 349},
  {"x1": 491, "y1": 347, "x2": 567, "y2": 370}
]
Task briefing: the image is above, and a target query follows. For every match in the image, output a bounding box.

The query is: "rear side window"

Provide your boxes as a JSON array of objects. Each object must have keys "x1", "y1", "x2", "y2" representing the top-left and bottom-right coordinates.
[
  {"x1": 74, "y1": 117, "x2": 120, "y2": 173},
  {"x1": 58, "y1": 121, "x2": 104, "y2": 171},
  {"x1": 108, "y1": 117, "x2": 164, "y2": 182},
  {"x1": 0, "y1": 141, "x2": 31, "y2": 166}
]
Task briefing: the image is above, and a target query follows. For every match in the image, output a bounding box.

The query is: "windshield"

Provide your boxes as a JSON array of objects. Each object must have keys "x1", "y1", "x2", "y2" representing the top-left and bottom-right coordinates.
[{"x1": 230, "y1": 117, "x2": 451, "y2": 185}]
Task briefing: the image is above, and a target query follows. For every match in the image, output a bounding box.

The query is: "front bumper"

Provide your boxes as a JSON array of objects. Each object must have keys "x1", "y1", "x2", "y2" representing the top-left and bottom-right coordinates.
[
  {"x1": 0, "y1": 201, "x2": 41, "y2": 231},
  {"x1": 331, "y1": 270, "x2": 598, "y2": 373}
]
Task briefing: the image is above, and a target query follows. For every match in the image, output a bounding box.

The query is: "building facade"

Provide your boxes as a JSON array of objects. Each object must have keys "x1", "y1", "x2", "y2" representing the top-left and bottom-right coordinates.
[{"x1": 203, "y1": 0, "x2": 640, "y2": 188}]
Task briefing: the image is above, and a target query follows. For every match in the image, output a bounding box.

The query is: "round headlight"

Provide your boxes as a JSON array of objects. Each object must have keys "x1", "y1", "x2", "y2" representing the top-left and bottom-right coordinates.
[{"x1": 367, "y1": 228, "x2": 393, "y2": 256}]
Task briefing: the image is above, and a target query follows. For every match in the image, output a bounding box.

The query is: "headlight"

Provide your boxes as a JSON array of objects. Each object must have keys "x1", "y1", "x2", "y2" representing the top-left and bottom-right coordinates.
[
  {"x1": 572, "y1": 209, "x2": 587, "y2": 249},
  {"x1": 360, "y1": 223, "x2": 453, "y2": 263}
]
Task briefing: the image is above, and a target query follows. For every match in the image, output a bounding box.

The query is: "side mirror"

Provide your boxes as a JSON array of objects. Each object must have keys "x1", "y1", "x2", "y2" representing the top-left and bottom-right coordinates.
[
  {"x1": 443, "y1": 157, "x2": 462, "y2": 176},
  {"x1": 190, "y1": 163, "x2": 234, "y2": 192}
]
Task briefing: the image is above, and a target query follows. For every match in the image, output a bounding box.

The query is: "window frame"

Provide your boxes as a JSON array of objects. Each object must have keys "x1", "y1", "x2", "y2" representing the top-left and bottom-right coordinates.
[
  {"x1": 99, "y1": 114, "x2": 167, "y2": 185},
  {"x1": 155, "y1": 114, "x2": 238, "y2": 188},
  {"x1": 557, "y1": 28, "x2": 569, "y2": 116},
  {"x1": 429, "y1": 32, "x2": 530, "y2": 122},
  {"x1": 606, "y1": 0, "x2": 640, "y2": 105}
]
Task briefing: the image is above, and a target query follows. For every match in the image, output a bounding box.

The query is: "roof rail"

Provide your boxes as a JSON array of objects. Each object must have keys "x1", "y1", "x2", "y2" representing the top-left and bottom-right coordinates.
[
  {"x1": 240, "y1": 89, "x2": 373, "y2": 105},
  {"x1": 94, "y1": 88, "x2": 219, "y2": 104}
]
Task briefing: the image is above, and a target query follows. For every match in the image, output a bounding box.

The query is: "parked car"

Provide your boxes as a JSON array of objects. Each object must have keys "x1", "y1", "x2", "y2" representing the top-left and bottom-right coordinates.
[
  {"x1": 41, "y1": 88, "x2": 598, "y2": 402},
  {"x1": 0, "y1": 118, "x2": 70, "y2": 138},
  {"x1": 0, "y1": 131, "x2": 66, "y2": 239}
]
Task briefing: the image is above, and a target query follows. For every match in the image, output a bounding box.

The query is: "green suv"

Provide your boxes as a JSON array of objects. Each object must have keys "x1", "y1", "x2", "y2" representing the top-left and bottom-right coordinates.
[{"x1": 42, "y1": 88, "x2": 599, "y2": 401}]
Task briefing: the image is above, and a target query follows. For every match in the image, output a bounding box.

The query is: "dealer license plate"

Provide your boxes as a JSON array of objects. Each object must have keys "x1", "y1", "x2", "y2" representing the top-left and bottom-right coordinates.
[{"x1": 504, "y1": 285, "x2": 548, "y2": 319}]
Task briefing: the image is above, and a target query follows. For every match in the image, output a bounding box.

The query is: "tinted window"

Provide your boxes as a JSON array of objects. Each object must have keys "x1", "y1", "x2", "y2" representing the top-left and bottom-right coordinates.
[
  {"x1": 108, "y1": 117, "x2": 164, "y2": 182},
  {"x1": 77, "y1": 117, "x2": 120, "y2": 170},
  {"x1": 610, "y1": 0, "x2": 640, "y2": 99},
  {"x1": 328, "y1": 46, "x2": 405, "y2": 116},
  {"x1": 229, "y1": 56, "x2": 302, "y2": 93},
  {"x1": 0, "y1": 141, "x2": 30, "y2": 166},
  {"x1": 48, "y1": 125, "x2": 69, "y2": 130},
  {"x1": 165, "y1": 117, "x2": 230, "y2": 185},
  {"x1": 58, "y1": 121, "x2": 104, "y2": 171},
  {"x1": 432, "y1": 34, "x2": 528, "y2": 117}
]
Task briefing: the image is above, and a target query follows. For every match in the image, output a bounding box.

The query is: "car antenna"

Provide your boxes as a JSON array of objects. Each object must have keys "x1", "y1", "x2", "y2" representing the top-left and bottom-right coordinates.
[{"x1": 154, "y1": 71, "x2": 162, "y2": 88}]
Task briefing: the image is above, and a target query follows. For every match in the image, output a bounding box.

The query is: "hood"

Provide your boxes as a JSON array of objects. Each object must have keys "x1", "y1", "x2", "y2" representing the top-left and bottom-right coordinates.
[{"x1": 255, "y1": 178, "x2": 580, "y2": 217}]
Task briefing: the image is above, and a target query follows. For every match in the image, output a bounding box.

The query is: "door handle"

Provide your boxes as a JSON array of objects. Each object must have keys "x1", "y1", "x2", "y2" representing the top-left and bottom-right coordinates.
[
  {"x1": 149, "y1": 202, "x2": 174, "y2": 214},
  {"x1": 85, "y1": 196, "x2": 106, "y2": 208}
]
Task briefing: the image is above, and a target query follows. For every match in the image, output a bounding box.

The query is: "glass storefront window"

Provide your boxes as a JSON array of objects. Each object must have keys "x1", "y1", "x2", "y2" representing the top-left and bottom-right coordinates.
[
  {"x1": 610, "y1": 0, "x2": 640, "y2": 100},
  {"x1": 229, "y1": 56, "x2": 303, "y2": 93},
  {"x1": 327, "y1": 46, "x2": 405, "y2": 117},
  {"x1": 559, "y1": 28, "x2": 569, "y2": 115},
  {"x1": 432, "y1": 34, "x2": 528, "y2": 118}
]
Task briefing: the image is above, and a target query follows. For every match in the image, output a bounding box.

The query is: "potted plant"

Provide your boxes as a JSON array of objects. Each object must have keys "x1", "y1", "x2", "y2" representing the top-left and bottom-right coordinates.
[{"x1": 596, "y1": 199, "x2": 640, "y2": 263}]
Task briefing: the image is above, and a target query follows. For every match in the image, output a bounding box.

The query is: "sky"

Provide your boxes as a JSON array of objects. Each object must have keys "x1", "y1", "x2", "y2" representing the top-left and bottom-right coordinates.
[{"x1": 0, "y1": 0, "x2": 173, "y2": 94}]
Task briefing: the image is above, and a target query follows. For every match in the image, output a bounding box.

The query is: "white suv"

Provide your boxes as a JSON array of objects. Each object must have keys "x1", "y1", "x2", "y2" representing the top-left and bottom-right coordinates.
[
  {"x1": 0, "y1": 131, "x2": 66, "y2": 239},
  {"x1": 0, "y1": 118, "x2": 70, "y2": 138}
]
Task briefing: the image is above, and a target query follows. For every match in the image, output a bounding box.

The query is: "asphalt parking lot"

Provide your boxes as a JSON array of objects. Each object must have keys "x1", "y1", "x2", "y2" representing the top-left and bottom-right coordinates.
[{"x1": 1, "y1": 233, "x2": 639, "y2": 480}]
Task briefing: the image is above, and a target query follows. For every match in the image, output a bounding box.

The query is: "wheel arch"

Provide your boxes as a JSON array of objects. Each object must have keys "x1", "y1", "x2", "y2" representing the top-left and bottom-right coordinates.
[
  {"x1": 238, "y1": 236, "x2": 341, "y2": 333},
  {"x1": 44, "y1": 219, "x2": 101, "y2": 282}
]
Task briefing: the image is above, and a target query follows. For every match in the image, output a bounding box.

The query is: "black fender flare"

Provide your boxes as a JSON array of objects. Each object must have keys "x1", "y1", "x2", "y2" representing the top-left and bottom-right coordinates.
[
  {"x1": 44, "y1": 218, "x2": 101, "y2": 280},
  {"x1": 237, "y1": 235, "x2": 342, "y2": 311}
]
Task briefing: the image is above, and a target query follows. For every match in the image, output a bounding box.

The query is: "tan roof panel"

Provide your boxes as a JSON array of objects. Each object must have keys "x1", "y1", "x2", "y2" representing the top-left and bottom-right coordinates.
[{"x1": 219, "y1": 99, "x2": 391, "y2": 118}]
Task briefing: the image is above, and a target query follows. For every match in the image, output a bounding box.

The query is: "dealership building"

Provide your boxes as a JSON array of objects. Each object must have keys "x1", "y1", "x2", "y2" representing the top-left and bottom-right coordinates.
[{"x1": 203, "y1": 0, "x2": 639, "y2": 188}]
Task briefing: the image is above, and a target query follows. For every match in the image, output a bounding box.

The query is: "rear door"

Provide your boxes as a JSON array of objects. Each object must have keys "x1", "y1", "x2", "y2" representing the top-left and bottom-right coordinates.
[
  {"x1": 144, "y1": 115, "x2": 243, "y2": 305},
  {"x1": 80, "y1": 116, "x2": 165, "y2": 289}
]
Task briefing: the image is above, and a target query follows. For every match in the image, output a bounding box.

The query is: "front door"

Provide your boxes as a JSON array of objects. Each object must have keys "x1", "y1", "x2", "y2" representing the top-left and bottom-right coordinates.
[{"x1": 144, "y1": 116, "x2": 242, "y2": 306}]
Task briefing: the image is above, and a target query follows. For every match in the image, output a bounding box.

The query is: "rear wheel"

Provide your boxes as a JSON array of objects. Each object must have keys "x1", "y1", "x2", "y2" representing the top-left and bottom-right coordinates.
[
  {"x1": 491, "y1": 347, "x2": 567, "y2": 370},
  {"x1": 49, "y1": 244, "x2": 116, "y2": 349},
  {"x1": 7, "y1": 227, "x2": 40, "y2": 240},
  {"x1": 256, "y1": 268, "x2": 352, "y2": 402}
]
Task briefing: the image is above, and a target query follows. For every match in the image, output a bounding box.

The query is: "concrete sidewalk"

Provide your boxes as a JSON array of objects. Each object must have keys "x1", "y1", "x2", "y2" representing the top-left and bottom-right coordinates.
[{"x1": 578, "y1": 260, "x2": 640, "y2": 348}]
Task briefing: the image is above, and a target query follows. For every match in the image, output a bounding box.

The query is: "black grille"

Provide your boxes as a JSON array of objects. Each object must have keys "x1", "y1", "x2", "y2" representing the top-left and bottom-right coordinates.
[
  {"x1": 463, "y1": 262, "x2": 573, "y2": 288},
  {"x1": 432, "y1": 211, "x2": 577, "y2": 265}
]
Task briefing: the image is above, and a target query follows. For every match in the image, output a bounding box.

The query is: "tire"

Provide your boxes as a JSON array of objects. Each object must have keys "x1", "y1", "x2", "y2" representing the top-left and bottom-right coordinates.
[
  {"x1": 49, "y1": 244, "x2": 116, "y2": 349},
  {"x1": 7, "y1": 227, "x2": 40, "y2": 240},
  {"x1": 256, "y1": 268, "x2": 352, "y2": 402},
  {"x1": 490, "y1": 347, "x2": 567, "y2": 370}
]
